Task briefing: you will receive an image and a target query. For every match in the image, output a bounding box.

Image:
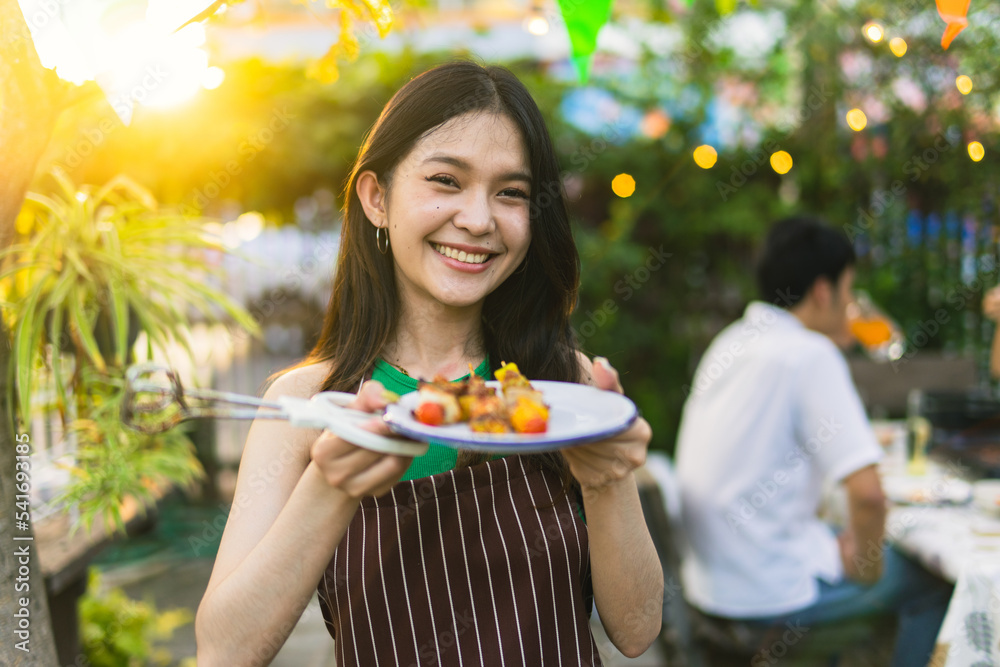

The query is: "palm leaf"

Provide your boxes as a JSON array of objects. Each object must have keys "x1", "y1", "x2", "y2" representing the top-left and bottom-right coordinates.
[
  {"x1": 93, "y1": 174, "x2": 158, "y2": 211},
  {"x1": 49, "y1": 304, "x2": 67, "y2": 418},
  {"x1": 14, "y1": 275, "x2": 52, "y2": 424},
  {"x1": 62, "y1": 246, "x2": 96, "y2": 283},
  {"x1": 99, "y1": 226, "x2": 129, "y2": 366},
  {"x1": 47, "y1": 167, "x2": 79, "y2": 203},
  {"x1": 22, "y1": 192, "x2": 65, "y2": 218},
  {"x1": 68, "y1": 291, "x2": 106, "y2": 372}
]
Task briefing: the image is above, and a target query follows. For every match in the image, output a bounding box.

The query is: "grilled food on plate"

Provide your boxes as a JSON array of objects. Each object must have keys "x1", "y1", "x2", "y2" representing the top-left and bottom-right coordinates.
[{"x1": 412, "y1": 362, "x2": 549, "y2": 434}]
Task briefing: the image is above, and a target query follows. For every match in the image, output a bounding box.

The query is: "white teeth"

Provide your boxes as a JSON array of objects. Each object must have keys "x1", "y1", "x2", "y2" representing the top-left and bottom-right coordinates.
[{"x1": 433, "y1": 243, "x2": 490, "y2": 265}]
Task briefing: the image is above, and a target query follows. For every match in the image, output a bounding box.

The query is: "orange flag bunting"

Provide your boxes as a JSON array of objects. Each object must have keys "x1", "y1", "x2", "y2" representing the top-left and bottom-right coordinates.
[{"x1": 936, "y1": 0, "x2": 971, "y2": 49}]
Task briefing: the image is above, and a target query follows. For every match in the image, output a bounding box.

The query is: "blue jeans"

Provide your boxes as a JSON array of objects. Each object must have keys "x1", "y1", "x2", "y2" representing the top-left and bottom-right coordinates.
[{"x1": 749, "y1": 545, "x2": 953, "y2": 667}]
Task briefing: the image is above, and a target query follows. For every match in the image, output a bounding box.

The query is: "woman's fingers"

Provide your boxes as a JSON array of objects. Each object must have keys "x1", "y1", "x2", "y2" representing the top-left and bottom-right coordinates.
[
  {"x1": 352, "y1": 379, "x2": 390, "y2": 413},
  {"x1": 562, "y1": 416, "x2": 652, "y2": 490},
  {"x1": 310, "y1": 409, "x2": 414, "y2": 498},
  {"x1": 340, "y1": 455, "x2": 413, "y2": 498},
  {"x1": 592, "y1": 357, "x2": 624, "y2": 394}
]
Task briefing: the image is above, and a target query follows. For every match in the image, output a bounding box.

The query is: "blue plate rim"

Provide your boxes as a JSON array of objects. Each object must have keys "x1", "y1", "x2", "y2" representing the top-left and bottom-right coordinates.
[{"x1": 382, "y1": 381, "x2": 638, "y2": 453}]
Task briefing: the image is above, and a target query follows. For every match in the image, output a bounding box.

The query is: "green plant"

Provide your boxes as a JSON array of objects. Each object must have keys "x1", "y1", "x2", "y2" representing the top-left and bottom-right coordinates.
[
  {"x1": 59, "y1": 369, "x2": 203, "y2": 533},
  {"x1": 79, "y1": 569, "x2": 193, "y2": 667},
  {"x1": 0, "y1": 169, "x2": 261, "y2": 529},
  {"x1": 1, "y1": 168, "x2": 259, "y2": 423}
]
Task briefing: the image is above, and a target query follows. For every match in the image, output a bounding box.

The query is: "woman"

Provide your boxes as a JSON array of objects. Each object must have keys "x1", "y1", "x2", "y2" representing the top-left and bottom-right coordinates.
[{"x1": 195, "y1": 61, "x2": 662, "y2": 666}]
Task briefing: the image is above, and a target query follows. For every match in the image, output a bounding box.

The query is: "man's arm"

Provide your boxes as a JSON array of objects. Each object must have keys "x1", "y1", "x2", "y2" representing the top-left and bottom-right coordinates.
[
  {"x1": 839, "y1": 464, "x2": 887, "y2": 584},
  {"x1": 982, "y1": 287, "x2": 1000, "y2": 378}
]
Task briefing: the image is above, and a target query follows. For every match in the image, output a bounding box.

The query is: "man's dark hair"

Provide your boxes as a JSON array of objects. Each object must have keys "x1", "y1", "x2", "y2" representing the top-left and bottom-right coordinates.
[{"x1": 756, "y1": 216, "x2": 856, "y2": 308}]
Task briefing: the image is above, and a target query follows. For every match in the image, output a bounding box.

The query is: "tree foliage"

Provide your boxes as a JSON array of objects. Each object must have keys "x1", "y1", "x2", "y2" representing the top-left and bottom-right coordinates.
[{"x1": 41, "y1": 1, "x2": 1000, "y2": 448}]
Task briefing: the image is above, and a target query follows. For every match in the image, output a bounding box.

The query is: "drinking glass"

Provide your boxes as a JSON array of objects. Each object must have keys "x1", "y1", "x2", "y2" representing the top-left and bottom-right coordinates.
[{"x1": 846, "y1": 290, "x2": 905, "y2": 362}]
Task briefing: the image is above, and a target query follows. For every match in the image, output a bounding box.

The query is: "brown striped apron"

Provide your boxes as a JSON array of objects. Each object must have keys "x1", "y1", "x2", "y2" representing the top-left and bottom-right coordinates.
[{"x1": 317, "y1": 455, "x2": 603, "y2": 666}]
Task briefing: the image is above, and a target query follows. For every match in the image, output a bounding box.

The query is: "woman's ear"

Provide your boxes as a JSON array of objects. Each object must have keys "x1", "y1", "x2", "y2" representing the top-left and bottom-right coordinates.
[{"x1": 356, "y1": 170, "x2": 386, "y2": 228}]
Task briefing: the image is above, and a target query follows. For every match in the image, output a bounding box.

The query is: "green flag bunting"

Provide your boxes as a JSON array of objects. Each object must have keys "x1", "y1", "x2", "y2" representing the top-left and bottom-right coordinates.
[{"x1": 556, "y1": 0, "x2": 614, "y2": 82}]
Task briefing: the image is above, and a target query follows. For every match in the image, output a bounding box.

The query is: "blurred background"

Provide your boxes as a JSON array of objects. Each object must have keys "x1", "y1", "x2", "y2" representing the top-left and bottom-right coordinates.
[{"x1": 3, "y1": 0, "x2": 999, "y2": 664}]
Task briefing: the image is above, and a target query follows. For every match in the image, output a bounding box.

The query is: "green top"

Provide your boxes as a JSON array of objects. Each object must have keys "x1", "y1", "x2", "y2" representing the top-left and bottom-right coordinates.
[{"x1": 372, "y1": 356, "x2": 501, "y2": 481}]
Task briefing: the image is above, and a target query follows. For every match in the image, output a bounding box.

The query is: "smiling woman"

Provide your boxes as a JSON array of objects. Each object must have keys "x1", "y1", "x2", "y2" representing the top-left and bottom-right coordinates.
[
  {"x1": 194, "y1": 61, "x2": 662, "y2": 666},
  {"x1": 356, "y1": 112, "x2": 533, "y2": 312}
]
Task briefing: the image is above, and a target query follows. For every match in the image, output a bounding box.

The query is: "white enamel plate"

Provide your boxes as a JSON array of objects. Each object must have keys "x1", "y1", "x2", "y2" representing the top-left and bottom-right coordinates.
[{"x1": 382, "y1": 381, "x2": 638, "y2": 453}]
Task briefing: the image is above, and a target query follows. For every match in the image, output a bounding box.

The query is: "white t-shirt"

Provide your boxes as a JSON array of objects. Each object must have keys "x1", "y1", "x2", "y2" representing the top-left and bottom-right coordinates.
[{"x1": 675, "y1": 301, "x2": 882, "y2": 618}]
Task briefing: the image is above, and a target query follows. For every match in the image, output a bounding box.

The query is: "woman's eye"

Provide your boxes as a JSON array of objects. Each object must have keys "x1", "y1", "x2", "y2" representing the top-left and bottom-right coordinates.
[
  {"x1": 427, "y1": 175, "x2": 458, "y2": 187},
  {"x1": 500, "y1": 187, "x2": 530, "y2": 200}
]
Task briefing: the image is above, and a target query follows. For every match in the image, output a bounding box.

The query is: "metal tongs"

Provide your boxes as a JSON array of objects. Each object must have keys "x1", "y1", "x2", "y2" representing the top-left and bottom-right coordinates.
[{"x1": 121, "y1": 362, "x2": 428, "y2": 457}]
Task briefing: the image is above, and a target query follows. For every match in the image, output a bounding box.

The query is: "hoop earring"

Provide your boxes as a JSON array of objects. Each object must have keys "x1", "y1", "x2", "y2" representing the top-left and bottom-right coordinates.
[{"x1": 375, "y1": 226, "x2": 389, "y2": 255}]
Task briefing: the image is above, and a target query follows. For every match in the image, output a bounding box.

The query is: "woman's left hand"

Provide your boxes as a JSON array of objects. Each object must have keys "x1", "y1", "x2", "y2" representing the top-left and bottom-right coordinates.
[{"x1": 561, "y1": 357, "x2": 652, "y2": 493}]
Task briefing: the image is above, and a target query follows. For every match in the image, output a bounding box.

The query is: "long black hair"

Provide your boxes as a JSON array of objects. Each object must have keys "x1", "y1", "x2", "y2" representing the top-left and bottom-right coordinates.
[{"x1": 277, "y1": 61, "x2": 581, "y2": 477}]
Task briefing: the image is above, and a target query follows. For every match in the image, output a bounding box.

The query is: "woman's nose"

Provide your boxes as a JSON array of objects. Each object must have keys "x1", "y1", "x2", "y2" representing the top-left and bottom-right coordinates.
[{"x1": 451, "y1": 190, "x2": 495, "y2": 235}]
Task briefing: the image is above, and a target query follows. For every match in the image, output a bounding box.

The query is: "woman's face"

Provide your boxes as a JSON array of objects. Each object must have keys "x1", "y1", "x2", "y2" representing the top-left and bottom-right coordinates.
[{"x1": 361, "y1": 112, "x2": 533, "y2": 312}]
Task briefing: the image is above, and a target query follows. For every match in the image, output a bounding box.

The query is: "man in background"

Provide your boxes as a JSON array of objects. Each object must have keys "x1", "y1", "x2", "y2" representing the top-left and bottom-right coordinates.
[{"x1": 675, "y1": 216, "x2": 952, "y2": 666}]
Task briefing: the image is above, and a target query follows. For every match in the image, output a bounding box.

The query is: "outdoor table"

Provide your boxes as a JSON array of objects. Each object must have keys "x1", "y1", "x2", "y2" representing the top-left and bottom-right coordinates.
[
  {"x1": 891, "y1": 503, "x2": 1000, "y2": 666},
  {"x1": 823, "y1": 420, "x2": 1000, "y2": 667},
  {"x1": 857, "y1": 422, "x2": 1000, "y2": 667}
]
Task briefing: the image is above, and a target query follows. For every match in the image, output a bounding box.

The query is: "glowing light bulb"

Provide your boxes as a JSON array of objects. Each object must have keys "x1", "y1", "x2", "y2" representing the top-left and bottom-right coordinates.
[
  {"x1": 524, "y1": 4, "x2": 549, "y2": 36},
  {"x1": 693, "y1": 145, "x2": 718, "y2": 169},
  {"x1": 202, "y1": 66, "x2": 225, "y2": 90},
  {"x1": 956, "y1": 75, "x2": 973, "y2": 95},
  {"x1": 864, "y1": 22, "x2": 884, "y2": 43},
  {"x1": 889, "y1": 37, "x2": 907, "y2": 57},
  {"x1": 770, "y1": 151, "x2": 793, "y2": 175},
  {"x1": 640, "y1": 109, "x2": 671, "y2": 139},
  {"x1": 612, "y1": 174, "x2": 636, "y2": 198},
  {"x1": 968, "y1": 141, "x2": 985, "y2": 162},
  {"x1": 846, "y1": 108, "x2": 868, "y2": 132}
]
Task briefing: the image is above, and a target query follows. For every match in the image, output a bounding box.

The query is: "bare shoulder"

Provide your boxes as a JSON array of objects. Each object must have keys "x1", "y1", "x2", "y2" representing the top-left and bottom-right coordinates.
[
  {"x1": 263, "y1": 361, "x2": 333, "y2": 401},
  {"x1": 575, "y1": 350, "x2": 596, "y2": 387},
  {"x1": 248, "y1": 361, "x2": 334, "y2": 458}
]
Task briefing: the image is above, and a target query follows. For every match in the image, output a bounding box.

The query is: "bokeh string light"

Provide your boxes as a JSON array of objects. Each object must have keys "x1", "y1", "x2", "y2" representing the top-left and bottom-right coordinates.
[
  {"x1": 611, "y1": 173, "x2": 636, "y2": 198},
  {"x1": 770, "y1": 151, "x2": 793, "y2": 174},
  {"x1": 968, "y1": 141, "x2": 985, "y2": 162},
  {"x1": 693, "y1": 145, "x2": 718, "y2": 169},
  {"x1": 863, "y1": 21, "x2": 884, "y2": 43},
  {"x1": 846, "y1": 108, "x2": 868, "y2": 132}
]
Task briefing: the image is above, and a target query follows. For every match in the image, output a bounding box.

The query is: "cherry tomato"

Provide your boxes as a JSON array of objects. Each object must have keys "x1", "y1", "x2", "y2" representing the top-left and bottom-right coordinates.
[{"x1": 414, "y1": 402, "x2": 445, "y2": 426}]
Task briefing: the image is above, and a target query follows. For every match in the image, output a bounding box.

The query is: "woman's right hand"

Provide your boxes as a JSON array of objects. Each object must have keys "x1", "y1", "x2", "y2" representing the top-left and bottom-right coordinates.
[
  {"x1": 984, "y1": 286, "x2": 1000, "y2": 322},
  {"x1": 310, "y1": 379, "x2": 414, "y2": 499}
]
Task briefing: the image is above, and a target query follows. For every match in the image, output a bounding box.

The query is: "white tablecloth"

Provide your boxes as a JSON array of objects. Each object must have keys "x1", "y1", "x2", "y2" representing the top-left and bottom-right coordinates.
[
  {"x1": 930, "y1": 560, "x2": 1000, "y2": 667},
  {"x1": 879, "y1": 479, "x2": 1000, "y2": 666}
]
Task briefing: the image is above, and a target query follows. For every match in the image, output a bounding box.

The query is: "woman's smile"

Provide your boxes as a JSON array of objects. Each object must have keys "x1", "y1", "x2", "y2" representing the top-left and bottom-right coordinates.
[{"x1": 431, "y1": 242, "x2": 498, "y2": 272}]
